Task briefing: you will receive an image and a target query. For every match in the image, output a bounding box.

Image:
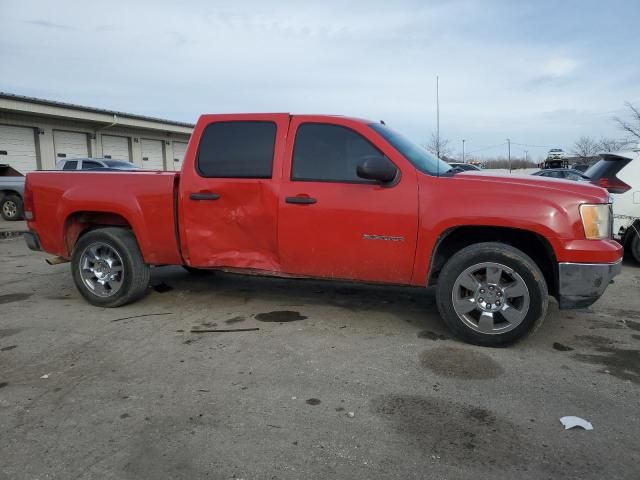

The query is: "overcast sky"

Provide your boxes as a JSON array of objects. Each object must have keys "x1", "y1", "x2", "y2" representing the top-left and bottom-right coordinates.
[{"x1": 1, "y1": 0, "x2": 639, "y2": 160}]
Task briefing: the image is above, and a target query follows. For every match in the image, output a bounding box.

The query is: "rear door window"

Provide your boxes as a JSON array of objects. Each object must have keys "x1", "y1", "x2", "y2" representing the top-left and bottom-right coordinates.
[{"x1": 197, "y1": 121, "x2": 276, "y2": 178}]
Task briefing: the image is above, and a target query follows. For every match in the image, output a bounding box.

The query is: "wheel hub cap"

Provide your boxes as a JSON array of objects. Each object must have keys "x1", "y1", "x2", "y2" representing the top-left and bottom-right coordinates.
[
  {"x1": 3, "y1": 201, "x2": 17, "y2": 217},
  {"x1": 452, "y1": 262, "x2": 530, "y2": 335},
  {"x1": 78, "y1": 242, "x2": 124, "y2": 297},
  {"x1": 475, "y1": 283, "x2": 504, "y2": 312}
]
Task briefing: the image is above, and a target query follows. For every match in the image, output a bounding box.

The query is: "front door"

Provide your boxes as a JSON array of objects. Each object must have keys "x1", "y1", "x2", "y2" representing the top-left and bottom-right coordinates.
[
  {"x1": 278, "y1": 117, "x2": 419, "y2": 284},
  {"x1": 179, "y1": 114, "x2": 290, "y2": 271}
]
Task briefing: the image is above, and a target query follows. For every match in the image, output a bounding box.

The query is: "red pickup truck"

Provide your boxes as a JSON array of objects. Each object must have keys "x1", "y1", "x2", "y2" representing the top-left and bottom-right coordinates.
[{"x1": 23, "y1": 114, "x2": 622, "y2": 346}]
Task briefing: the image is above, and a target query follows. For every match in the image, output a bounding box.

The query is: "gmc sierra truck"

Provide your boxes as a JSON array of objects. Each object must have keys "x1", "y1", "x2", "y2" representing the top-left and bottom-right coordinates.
[{"x1": 23, "y1": 114, "x2": 622, "y2": 346}]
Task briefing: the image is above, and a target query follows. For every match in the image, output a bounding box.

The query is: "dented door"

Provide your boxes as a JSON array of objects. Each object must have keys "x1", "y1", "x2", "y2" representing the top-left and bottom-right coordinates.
[{"x1": 178, "y1": 114, "x2": 290, "y2": 270}]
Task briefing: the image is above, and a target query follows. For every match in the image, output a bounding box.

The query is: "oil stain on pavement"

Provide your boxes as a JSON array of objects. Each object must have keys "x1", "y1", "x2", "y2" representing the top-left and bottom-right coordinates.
[
  {"x1": 0, "y1": 328, "x2": 22, "y2": 339},
  {"x1": 417, "y1": 330, "x2": 448, "y2": 340},
  {"x1": 224, "y1": 316, "x2": 245, "y2": 324},
  {"x1": 255, "y1": 311, "x2": 307, "y2": 322},
  {"x1": 0, "y1": 293, "x2": 32, "y2": 305},
  {"x1": 419, "y1": 346, "x2": 503, "y2": 379},
  {"x1": 552, "y1": 342, "x2": 574, "y2": 352},
  {"x1": 370, "y1": 394, "x2": 524, "y2": 468},
  {"x1": 573, "y1": 347, "x2": 640, "y2": 384}
]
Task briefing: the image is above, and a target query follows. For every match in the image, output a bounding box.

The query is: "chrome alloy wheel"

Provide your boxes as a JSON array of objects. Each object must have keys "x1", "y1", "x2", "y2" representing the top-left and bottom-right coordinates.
[
  {"x1": 2, "y1": 200, "x2": 17, "y2": 218},
  {"x1": 78, "y1": 242, "x2": 124, "y2": 297},
  {"x1": 451, "y1": 262, "x2": 530, "y2": 335}
]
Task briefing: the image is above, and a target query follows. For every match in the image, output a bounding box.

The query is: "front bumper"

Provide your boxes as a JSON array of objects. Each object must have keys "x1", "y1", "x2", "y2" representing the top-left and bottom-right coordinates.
[
  {"x1": 24, "y1": 231, "x2": 41, "y2": 251},
  {"x1": 557, "y1": 260, "x2": 622, "y2": 309}
]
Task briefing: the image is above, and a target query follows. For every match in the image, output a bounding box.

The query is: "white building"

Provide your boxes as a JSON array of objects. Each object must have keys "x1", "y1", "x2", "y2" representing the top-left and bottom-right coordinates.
[{"x1": 0, "y1": 92, "x2": 193, "y2": 173}]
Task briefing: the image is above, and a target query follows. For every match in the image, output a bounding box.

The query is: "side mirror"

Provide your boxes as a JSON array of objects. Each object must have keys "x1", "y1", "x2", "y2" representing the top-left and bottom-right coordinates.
[{"x1": 356, "y1": 156, "x2": 398, "y2": 184}]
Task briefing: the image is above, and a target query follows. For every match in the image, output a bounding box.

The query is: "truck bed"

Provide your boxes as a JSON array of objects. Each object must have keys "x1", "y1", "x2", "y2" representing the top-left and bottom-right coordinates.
[{"x1": 26, "y1": 170, "x2": 182, "y2": 265}]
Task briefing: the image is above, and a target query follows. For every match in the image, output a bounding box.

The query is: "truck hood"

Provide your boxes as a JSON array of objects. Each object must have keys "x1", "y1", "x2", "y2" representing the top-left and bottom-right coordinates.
[{"x1": 454, "y1": 171, "x2": 609, "y2": 203}]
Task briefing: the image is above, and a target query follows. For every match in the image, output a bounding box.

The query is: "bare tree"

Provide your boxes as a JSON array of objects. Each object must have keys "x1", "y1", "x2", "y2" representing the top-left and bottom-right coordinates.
[
  {"x1": 598, "y1": 137, "x2": 630, "y2": 153},
  {"x1": 424, "y1": 133, "x2": 452, "y2": 159},
  {"x1": 614, "y1": 102, "x2": 640, "y2": 141},
  {"x1": 572, "y1": 136, "x2": 599, "y2": 160}
]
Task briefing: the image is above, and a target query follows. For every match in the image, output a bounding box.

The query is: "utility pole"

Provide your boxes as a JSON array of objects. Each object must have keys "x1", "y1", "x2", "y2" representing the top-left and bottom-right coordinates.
[
  {"x1": 507, "y1": 138, "x2": 511, "y2": 173},
  {"x1": 524, "y1": 149, "x2": 528, "y2": 163},
  {"x1": 436, "y1": 76, "x2": 440, "y2": 159},
  {"x1": 462, "y1": 139, "x2": 465, "y2": 162}
]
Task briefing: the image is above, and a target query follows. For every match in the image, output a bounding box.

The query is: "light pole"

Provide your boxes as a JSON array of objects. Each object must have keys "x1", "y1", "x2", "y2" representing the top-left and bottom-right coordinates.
[
  {"x1": 462, "y1": 139, "x2": 465, "y2": 163},
  {"x1": 507, "y1": 138, "x2": 511, "y2": 173},
  {"x1": 524, "y1": 150, "x2": 528, "y2": 163},
  {"x1": 436, "y1": 76, "x2": 440, "y2": 159}
]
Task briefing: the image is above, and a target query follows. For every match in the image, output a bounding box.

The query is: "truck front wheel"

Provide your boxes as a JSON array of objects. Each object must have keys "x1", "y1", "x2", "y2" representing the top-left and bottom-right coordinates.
[
  {"x1": 71, "y1": 227, "x2": 150, "y2": 307},
  {"x1": 436, "y1": 242, "x2": 548, "y2": 347},
  {"x1": 630, "y1": 231, "x2": 640, "y2": 264}
]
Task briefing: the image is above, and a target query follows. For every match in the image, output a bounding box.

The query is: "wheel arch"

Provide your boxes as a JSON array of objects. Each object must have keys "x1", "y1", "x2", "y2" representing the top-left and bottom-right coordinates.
[
  {"x1": 427, "y1": 225, "x2": 558, "y2": 296},
  {"x1": 63, "y1": 211, "x2": 135, "y2": 257}
]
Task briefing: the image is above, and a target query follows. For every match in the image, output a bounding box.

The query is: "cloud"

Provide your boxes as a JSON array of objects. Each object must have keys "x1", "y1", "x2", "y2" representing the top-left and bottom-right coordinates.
[
  {"x1": 22, "y1": 19, "x2": 73, "y2": 30},
  {"x1": 542, "y1": 57, "x2": 579, "y2": 77}
]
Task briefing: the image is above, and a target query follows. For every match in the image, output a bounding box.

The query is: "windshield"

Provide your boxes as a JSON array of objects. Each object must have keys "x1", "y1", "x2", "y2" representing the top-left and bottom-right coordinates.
[{"x1": 369, "y1": 123, "x2": 452, "y2": 176}]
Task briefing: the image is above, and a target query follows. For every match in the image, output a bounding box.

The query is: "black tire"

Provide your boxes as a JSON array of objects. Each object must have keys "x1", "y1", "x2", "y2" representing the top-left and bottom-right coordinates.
[
  {"x1": 182, "y1": 265, "x2": 213, "y2": 276},
  {"x1": 71, "y1": 227, "x2": 150, "y2": 307},
  {"x1": 1, "y1": 194, "x2": 23, "y2": 221},
  {"x1": 435, "y1": 242, "x2": 548, "y2": 347},
  {"x1": 630, "y1": 230, "x2": 640, "y2": 264}
]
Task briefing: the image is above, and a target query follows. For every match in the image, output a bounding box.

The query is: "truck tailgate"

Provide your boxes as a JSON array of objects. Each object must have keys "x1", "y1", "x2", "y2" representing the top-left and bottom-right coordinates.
[{"x1": 26, "y1": 170, "x2": 182, "y2": 265}]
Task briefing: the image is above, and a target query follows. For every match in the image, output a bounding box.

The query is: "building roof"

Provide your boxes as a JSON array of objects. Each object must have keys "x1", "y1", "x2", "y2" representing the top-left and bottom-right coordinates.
[{"x1": 0, "y1": 92, "x2": 194, "y2": 133}]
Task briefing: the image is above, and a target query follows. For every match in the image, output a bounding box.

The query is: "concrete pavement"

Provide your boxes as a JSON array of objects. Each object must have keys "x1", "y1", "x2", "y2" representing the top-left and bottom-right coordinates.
[{"x1": 1, "y1": 236, "x2": 639, "y2": 479}]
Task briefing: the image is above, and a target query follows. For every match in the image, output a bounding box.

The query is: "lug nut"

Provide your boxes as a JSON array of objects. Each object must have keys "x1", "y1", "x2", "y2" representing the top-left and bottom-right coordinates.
[
  {"x1": 486, "y1": 303, "x2": 492, "y2": 308},
  {"x1": 497, "y1": 291, "x2": 502, "y2": 297},
  {"x1": 489, "y1": 286, "x2": 494, "y2": 291},
  {"x1": 479, "y1": 297, "x2": 484, "y2": 302},
  {"x1": 496, "y1": 300, "x2": 501, "y2": 306},
  {"x1": 480, "y1": 288, "x2": 485, "y2": 294}
]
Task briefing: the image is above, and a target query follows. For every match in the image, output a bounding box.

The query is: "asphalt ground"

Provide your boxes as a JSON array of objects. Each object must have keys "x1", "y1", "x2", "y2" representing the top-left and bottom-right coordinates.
[{"x1": 1, "y1": 236, "x2": 639, "y2": 479}]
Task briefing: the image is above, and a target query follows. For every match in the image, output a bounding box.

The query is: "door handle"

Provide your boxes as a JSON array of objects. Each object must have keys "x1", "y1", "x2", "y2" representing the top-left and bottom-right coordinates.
[
  {"x1": 190, "y1": 192, "x2": 220, "y2": 201},
  {"x1": 285, "y1": 196, "x2": 317, "y2": 205}
]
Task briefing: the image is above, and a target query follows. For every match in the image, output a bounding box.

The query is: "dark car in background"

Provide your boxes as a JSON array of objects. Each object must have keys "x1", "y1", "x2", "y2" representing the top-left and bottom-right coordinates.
[
  {"x1": 532, "y1": 168, "x2": 590, "y2": 182},
  {"x1": 447, "y1": 162, "x2": 482, "y2": 172}
]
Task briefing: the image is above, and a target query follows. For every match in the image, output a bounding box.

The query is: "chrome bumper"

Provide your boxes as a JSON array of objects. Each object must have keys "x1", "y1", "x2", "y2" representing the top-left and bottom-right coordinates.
[{"x1": 557, "y1": 260, "x2": 622, "y2": 309}]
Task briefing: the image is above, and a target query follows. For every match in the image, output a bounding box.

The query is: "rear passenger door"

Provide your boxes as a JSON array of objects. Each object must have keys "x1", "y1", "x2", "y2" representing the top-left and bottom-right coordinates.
[{"x1": 179, "y1": 114, "x2": 290, "y2": 270}]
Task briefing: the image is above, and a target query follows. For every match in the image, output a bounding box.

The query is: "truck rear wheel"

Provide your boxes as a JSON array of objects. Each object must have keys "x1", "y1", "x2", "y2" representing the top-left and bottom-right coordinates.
[
  {"x1": 436, "y1": 242, "x2": 548, "y2": 347},
  {"x1": 71, "y1": 227, "x2": 150, "y2": 307}
]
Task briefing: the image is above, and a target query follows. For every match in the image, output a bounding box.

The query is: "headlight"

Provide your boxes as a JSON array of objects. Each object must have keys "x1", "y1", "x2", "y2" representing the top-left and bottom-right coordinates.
[{"x1": 580, "y1": 204, "x2": 611, "y2": 240}]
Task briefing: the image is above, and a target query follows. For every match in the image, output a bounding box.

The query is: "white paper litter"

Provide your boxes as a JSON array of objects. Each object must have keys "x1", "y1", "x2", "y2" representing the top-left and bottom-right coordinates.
[
  {"x1": 40, "y1": 373, "x2": 50, "y2": 379},
  {"x1": 560, "y1": 416, "x2": 593, "y2": 430}
]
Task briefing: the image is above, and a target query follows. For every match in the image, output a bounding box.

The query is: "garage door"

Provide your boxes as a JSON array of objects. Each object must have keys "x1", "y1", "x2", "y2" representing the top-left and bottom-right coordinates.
[
  {"x1": 172, "y1": 141, "x2": 187, "y2": 171},
  {"x1": 0, "y1": 125, "x2": 38, "y2": 173},
  {"x1": 102, "y1": 135, "x2": 130, "y2": 161},
  {"x1": 140, "y1": 139, "x2": 164, "y2": 170},
  {"x1": 53, "y1": 130, "x2": 89, "y2": 162}
]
